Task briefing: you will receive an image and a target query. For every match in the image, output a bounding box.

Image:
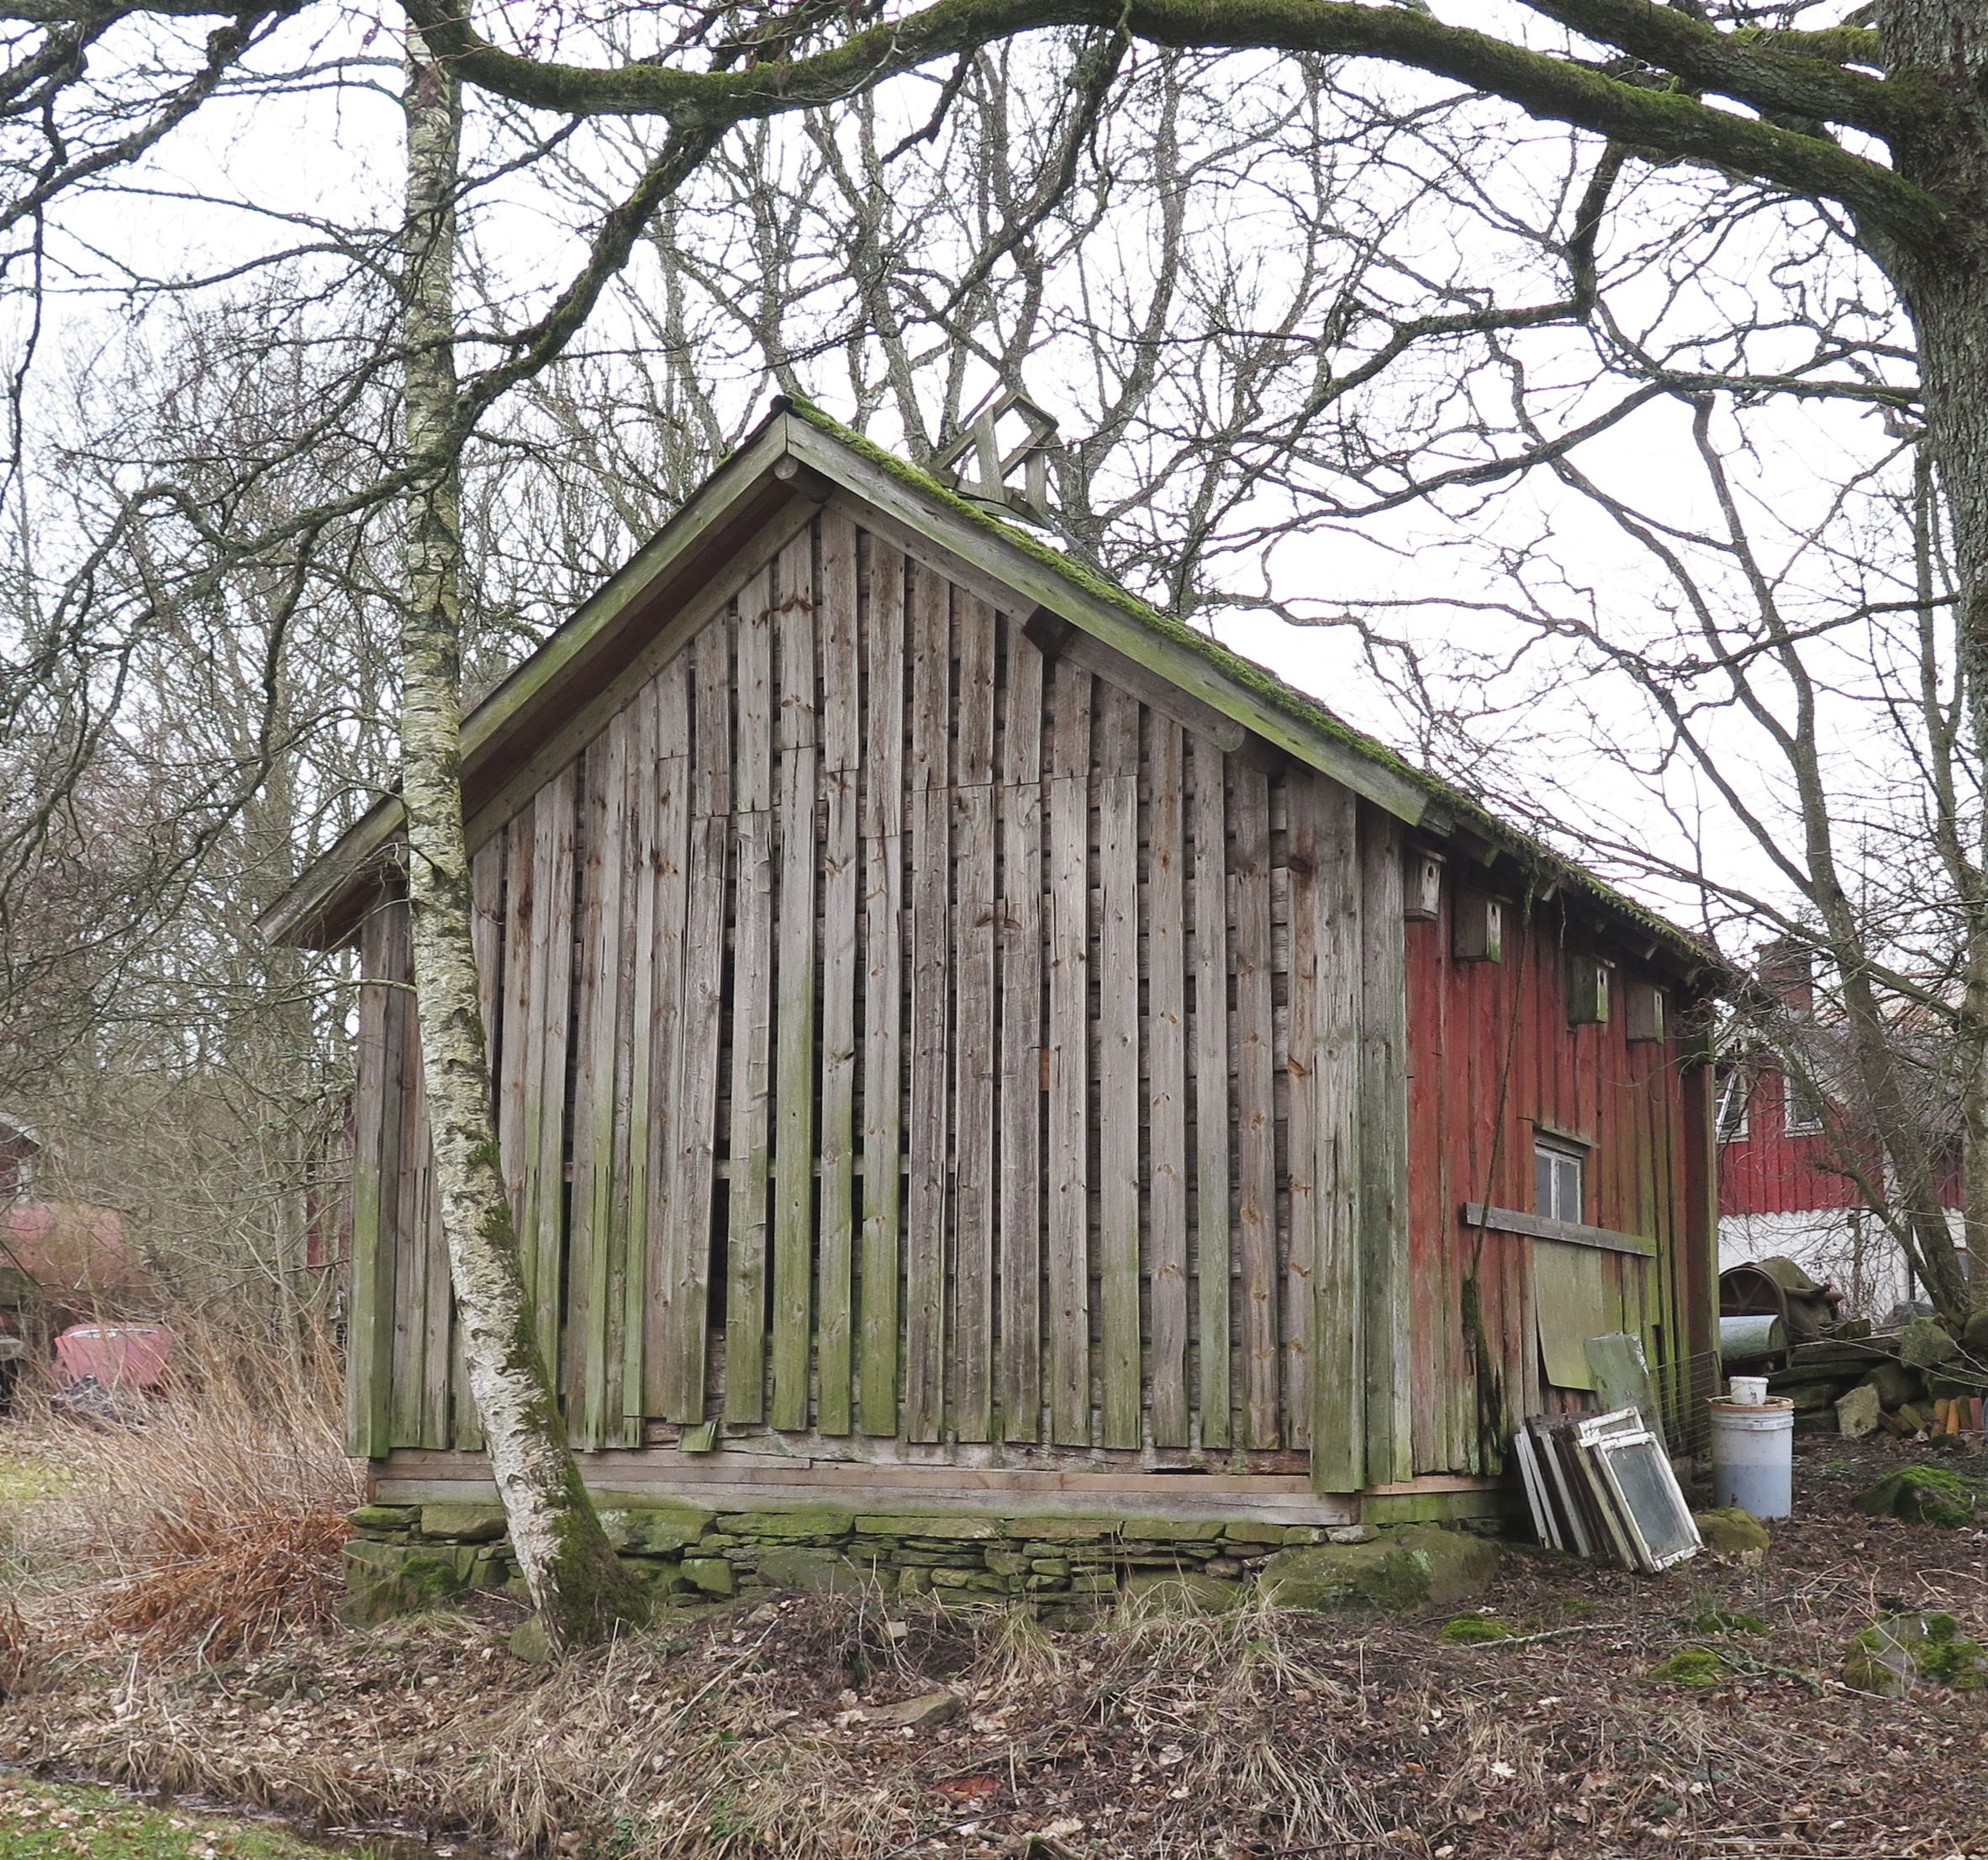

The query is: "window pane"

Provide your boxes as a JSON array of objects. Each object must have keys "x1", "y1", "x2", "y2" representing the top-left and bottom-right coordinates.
[
  {"x1": 1535, "y1": 1149, "x2": 1553, "y2": 1217},
  {"x1": 1555, "y1": 1153, "x2": 1582, "y2": 1224}
]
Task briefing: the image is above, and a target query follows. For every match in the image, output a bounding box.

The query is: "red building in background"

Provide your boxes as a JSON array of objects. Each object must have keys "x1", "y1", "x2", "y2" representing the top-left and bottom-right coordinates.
[{"x1": 1716, "y1": 947, "x2": 1963, "y2": 1318}]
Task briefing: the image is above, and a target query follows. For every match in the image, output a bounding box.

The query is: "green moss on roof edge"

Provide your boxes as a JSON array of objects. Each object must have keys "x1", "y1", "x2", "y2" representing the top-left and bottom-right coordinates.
[{"x1": 779, "y1": 396, "x2": 1722, "y2": 984}]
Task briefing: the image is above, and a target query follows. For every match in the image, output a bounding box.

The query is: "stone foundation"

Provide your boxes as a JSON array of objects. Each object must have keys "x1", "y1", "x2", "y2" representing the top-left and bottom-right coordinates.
[{"x1": 343, "y1": 1498, "x2": 1504, "y2": 1626}]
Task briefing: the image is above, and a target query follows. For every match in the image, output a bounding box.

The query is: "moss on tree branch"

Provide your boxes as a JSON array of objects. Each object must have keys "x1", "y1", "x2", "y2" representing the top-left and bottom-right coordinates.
[{"x1": 403, "y1": 0, "x2": 1949, "y2": 256}]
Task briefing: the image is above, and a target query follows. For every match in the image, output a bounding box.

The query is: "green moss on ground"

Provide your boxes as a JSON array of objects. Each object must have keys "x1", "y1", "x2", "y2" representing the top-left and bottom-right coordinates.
[
  {"x1": 0, "y1": 1776, "x2": 392, "y2": 1859},
  {"x1": 1692, "y1": 1610, "x2": 1769, "y2": 1636},
  {"x1": 1648, "y1": 1648, "x2": 1727, "y2": 1688},
  {"x1": 1853, "y1": 1466, "x2": 1987, "y2": 1528},
  {"x1": 0, "y1": 1456, "x2": 71, "y2": 1504},
  {"x1": 1437, "y1": 1614, "x2": 1511, "y2": 1644}
]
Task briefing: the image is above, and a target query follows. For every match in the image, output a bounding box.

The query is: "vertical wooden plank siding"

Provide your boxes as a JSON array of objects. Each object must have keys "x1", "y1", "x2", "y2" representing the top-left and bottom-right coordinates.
[
  {"x1": 771, "y1": 530, "x2": 819, "y2": 1431},
  {"x1": 574, "y1": 722, "x2": 629, "y2": 1446},
  {"x1": 1188, "y1": 733, "x2": 1231, "y2": 1449},
  {"x1": 816, "y1": 513, "x2": 861, "y2": 1436},
  {"x1": 620, "y1": 688, "x2": 662, "y2": 1441},
  {"x1": 1096, "y1": 683, "x2": 1142, "y2": 1449},
  {"x1": 1145, "y1": 720, "x2": 1189, "y2": 1447},
  {"x1": 527, "y1": 769, "x2": 576, "y2": 1366},
  {"x1": 904, "y1": 561, "x2": 952, "y2": 1442},
  {"x1": 1047, "y1": 656, "x2": 1093, "y2": 1444},
  {"x1": 498, "y1": 805, "x2": 535, "y2": 1239},
  {"x1": 1232, "y1": 765, "x2": 1279, "y2": 1447},
  {"x1": 1282, "y1": 777, "x2": 1317, "y2": 1450},
  {"x1": 951, "y1": 593, "x2": 998, "y2": 1441},
  {"x1": 347, "y1": 898, "x2": 400, "y2": 1457},
  {"x1": 354, "y1": 505, "x2": 1711, "y2": 1493},
  {"x1": 997, "y1": 621, "x2": 1044, "y2": 1441},
  {"x1": 858, "y1": 542, "x2": 905, "y2": 1436},
  {"x1": 658, "y1": 631, "x2": 729, "y2": 1421},
  {"x1": 1310, "y1": 778, "x2": 1363, "y2": 1490},
  {"x1": 727, "y1": 572, "x2": 776, "y2": 1423},
  {"x1": 1359, "y1": 808, "x2": 1413, "y2": 1483}
]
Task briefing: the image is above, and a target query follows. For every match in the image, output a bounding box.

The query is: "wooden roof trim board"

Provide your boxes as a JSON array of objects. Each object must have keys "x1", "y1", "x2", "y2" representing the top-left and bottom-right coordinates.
[
  {"x1": 257, "y1": 418, "x2": 794, "y2": 947},
  {"x1": 261, "y1": 399, "x2": 1725, "y2": 984}
]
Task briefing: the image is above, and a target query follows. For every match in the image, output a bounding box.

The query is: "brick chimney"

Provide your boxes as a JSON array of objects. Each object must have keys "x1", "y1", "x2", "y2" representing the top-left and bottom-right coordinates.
[{"x1": 1758, "y1": 935, "x2": 1814, "y2": 1013}]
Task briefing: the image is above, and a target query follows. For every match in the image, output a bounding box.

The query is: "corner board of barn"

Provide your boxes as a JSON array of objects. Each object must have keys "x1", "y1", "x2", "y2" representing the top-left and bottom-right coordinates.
[{"x1": 266, "y1": 401, "x2": 1725, "y2": 1609}]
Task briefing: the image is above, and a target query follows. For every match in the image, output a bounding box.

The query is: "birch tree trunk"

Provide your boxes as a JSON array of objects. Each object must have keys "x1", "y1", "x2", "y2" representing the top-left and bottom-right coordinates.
[{"x1": 396, "y1": 37, "x2": 645, "y2": 1648}]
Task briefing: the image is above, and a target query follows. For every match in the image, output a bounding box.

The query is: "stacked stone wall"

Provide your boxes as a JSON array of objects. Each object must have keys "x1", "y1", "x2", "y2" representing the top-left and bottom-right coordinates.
[{"x1": 344, "y1": 1499, "x2": 1506, "y2": 1625}]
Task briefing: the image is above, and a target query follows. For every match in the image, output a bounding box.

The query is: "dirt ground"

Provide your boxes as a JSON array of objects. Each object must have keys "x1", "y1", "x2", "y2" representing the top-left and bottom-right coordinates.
[{"x1": 8, "y1": 1435, "x2": 1988, "y2": 1860}]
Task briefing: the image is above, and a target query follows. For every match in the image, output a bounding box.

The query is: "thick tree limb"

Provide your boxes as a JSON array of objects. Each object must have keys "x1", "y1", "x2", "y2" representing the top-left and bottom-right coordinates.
[{"x1": 400, "y1": 0, "x2": 1950, "y2": 254}]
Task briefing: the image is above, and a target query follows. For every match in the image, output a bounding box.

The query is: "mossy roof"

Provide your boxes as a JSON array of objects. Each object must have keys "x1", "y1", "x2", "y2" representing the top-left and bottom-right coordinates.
[{"x1": 781, "y1": 396, "x2": 1724, "y2": 986}]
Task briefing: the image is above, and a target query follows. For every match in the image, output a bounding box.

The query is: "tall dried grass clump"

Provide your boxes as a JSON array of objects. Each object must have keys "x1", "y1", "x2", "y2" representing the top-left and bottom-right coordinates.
[{"x1": 14, "y1": 1315, "x2": 360, "y2": 1661}]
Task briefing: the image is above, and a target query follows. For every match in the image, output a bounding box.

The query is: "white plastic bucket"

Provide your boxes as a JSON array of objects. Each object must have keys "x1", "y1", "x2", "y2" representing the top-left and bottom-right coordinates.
[
  {"x1": 1728, "y1": 1374, "x2": 1769, "y2": 1406},
  {"x1": 1709, "y1": 1399, "x2": 1795, "y2": 1519}
]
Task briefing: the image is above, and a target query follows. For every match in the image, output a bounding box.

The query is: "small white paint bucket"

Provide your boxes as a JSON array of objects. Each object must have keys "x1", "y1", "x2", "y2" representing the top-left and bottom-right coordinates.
[
  {"x1": 1728, "y1": 1374, "x2": 1769, "y2": 1406},
  {"x1": 1709, "y1": 1397, "x2": 1795, "y2": 1520}
]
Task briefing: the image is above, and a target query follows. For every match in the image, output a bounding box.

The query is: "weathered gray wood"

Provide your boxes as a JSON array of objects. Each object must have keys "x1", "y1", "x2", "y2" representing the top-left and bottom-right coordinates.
[
  {"x1": 1145, "y1": 718, "x2": 1189, "y2": 1448},
  {"x1": 951, "y1": 593, "x2": 997, "y2": 1441},
  {"x1": 1189, "y1": 735, "x2": 1231, "y2": 1450},
  {"x1": 1096, "y1": 682, "x2": 1142, "y2": 1450},
  {"x1": 997, "y1": 619, "x2": 1044, "y2": 1441},
  {"x1": 389, "y1": 964, "x2": 425, "y2": 1449},
  {"x1": 528, "y1": 767, "x2": 576, "y2": 1369},
  {"x1": 783, "y1": 419, "x2": 1434, "y2": 827},
  {"x1": 657, "y1": 633, "x2": 727, "y2": 1422},
  {"x1": 348, "y1": 900, "x2": 399, "y2": 1457},
  {"x1": 1232, "y1": 762, "x2": 1279, "y2": 1449},
  {"x1": 1283, "y1": 775, "x2": 1318, "y2": 1450},
  {"x1": 859, "y1": 539, "x2": 905, "y2": 1437},
  {"x1": 727, "y1": 571, "x2": 775, "y2": 1423},
  {"x1": 1047, "y1": 656, "x2": 1092, "y2": 1445},
  {"x1": 772, "y1": 528, "x2": 819, "y2": 1431},
  {"x1": 627, "y1": 680, "x2": 674, "y2": 1428},
  {"x1": 1310, "y1": 777, "x2": 1364, "y2": 1492},
  {"x1": 1460, "y1": 1204, "x2": 1657, "y2": 1257},
  {"x1": 498, "y1": 804, "x2": 534, "y2": 1244},
  {"x1": 1359, "y1": 806, "x2": 1413, "y2": 1484},
  {"x1": 572, "y1": 721, "x2": 628, "y2": 1446},
  {"x1": 616, "y1": 692, "x2": 659, "y2": 1442},
  {"x1": 816, "y1": 512, "x2": 860, "y2": 1436},
  {"x1": 904, "y1": 560, "x2": 951, "y2": 1443}
]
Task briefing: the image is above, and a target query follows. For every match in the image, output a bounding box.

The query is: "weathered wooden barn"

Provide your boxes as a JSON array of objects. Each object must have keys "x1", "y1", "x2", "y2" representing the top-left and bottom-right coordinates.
[{"x1": 267, "y1": 401, "x2": 1725, "y2": 1533}]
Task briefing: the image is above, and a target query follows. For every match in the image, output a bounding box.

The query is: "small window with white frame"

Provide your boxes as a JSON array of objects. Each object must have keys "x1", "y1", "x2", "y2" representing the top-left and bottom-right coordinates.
[
  {"x1": 1534, "y1": 1139, "x2": 1585, "y2": 1225},
  {"x1": 1715, "y1": 1066, "x2": 1751, "y2": 1143},
  {"x1": 1784, "y1": 1068, "x2": 1827, "y2": 1136}
]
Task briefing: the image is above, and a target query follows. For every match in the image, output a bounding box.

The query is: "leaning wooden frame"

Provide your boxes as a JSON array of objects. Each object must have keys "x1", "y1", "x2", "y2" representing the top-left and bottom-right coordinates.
[{"x1": 1519, "y1": 1409, "x2": 1700, "y2": 1573}]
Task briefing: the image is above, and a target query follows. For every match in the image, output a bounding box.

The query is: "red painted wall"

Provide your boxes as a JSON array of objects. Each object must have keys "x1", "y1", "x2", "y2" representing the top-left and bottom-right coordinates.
[
  {"x1": 1717, "y1": 1067, "x2": 1961, "y2": 1218},
  {"x1": 1402, "y1": 878, "x2": 1714, "y2": 1473}
]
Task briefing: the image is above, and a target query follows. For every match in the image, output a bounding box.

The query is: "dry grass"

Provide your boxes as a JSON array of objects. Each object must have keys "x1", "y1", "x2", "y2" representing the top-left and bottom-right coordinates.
[{"x1": 4, "y1": 1316, "x2": 359, "y2": 1662}]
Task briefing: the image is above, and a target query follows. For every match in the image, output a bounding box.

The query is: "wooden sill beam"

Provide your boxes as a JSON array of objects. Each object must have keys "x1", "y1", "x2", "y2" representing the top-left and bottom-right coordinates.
[{"x1": 1461, "y1": 1202, "x2": 1657, "y2": 1259}]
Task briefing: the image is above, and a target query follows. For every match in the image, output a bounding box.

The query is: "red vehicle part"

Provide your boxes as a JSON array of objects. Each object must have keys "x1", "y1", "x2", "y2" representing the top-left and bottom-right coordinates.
[{"x1": 53, "y1": 1324, "x2": 173, "y2": 1388}]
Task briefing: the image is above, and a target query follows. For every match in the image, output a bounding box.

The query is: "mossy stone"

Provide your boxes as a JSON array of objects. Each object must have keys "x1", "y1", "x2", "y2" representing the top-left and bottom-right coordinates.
[
  {"x1": 1692, "y1": 1508, "x2": 1771, "y2": 1557},
  {"x1": 348, "y1": 1504, "x2": 418, "y2": 1533},
  {"x1": 599, "y1": 1501, "x2": 716, "y2": 1555},
  {"x1": 757, "y1": 1546, "x2": 873, "y2": 1596},
  {"x1": 1899, "y1": 1316, "x2": 1961, "y2": 1371},
  {"x1": 1437, "y1": 1614, "x2": 1511, "y2": 1645},
  {"x1": 1259, "y1": 1525, "x2": 1498, "y2": 1615},
  {"x1": 1864, "y1": 1361, "x2": 1919, "y2": 1409},
  {"x1": 682, "y1": 1557, "x2": 734, "y2": 1596},
  {"x1": 717, "y1": 1506, "x2": 854, "y2": 1541},
  {"x1": 1844, "y1": 1611, "x2": 1988, "y2": 1696},
  {"x1": 1648, "y1": 1648, "x2": 1727, "y2": 1688},
  {"x1": 855, "y1": 1514, "x2": 1001, "y2": 1540},
  {"x1": 1853, "y1": 1466, "x2": 1988, "y2": 1528},
  {"x1": 419, "y1": 1502, "x2": 508, "y2": 1544},
  {"x1": 340, "y1": 1540, "x2": 485, "y2": 1625}
]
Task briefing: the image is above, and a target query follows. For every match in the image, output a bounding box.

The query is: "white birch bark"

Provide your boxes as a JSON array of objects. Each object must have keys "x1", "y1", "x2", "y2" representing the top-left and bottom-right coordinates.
[{"x1": 396, "y1": 37, "x2": 643, "y2": 1646}]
